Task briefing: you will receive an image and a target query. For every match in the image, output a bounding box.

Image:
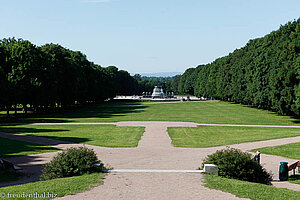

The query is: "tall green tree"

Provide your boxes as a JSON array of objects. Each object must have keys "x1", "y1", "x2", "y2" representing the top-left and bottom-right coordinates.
[
  {"x1": 186, "y1": 18, "x2": 300, "y2": 116},
  {"x1": 0, "y1": 38, "x2": 42, "y2": 113}
]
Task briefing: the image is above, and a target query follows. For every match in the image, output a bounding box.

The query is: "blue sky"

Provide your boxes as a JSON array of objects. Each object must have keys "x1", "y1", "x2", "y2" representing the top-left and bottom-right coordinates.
[{"x1": 1, "y1": 0, "x2": 299, "y2": 74}]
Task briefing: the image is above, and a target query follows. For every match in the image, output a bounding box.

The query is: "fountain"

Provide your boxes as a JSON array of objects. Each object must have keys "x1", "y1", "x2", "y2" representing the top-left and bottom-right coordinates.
[{"x1": 151, "y1": 86, "x2": 165, "y2": 98}]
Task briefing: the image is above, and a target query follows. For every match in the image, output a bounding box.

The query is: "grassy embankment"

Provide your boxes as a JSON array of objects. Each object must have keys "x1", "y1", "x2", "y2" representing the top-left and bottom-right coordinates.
[
  {"x1": 0, "y1": 173, "x2": 105, "y2": 200},
  {"x1": 204, "y1": 174, "x2": 300, "y2": 200}
]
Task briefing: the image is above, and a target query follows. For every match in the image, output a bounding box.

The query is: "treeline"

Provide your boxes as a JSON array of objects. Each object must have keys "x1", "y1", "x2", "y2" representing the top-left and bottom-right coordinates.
[
  {"x1": 176, "y1": 18, "x2": 300, "y2": 116},
  {"x1": 133, "y1": 75, "x2": 177, "y2": 94},
  {"x1": 0, "y1": 38, "x2": 137, "y2": 114}
]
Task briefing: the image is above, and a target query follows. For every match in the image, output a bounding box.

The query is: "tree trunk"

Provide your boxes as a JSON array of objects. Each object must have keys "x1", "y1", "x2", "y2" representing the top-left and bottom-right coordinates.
[{"x1": 23, "y1": 104, "x2": 27, "y2": 114}]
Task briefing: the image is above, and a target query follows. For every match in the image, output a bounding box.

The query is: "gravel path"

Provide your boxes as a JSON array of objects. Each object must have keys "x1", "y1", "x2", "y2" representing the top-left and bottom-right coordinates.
[
  {"x1": 59, "y1": 173, "x2": 246, "y2": 200},
  {"x1": 1, "y1": 121, "x2": 300, "y2": 199}
]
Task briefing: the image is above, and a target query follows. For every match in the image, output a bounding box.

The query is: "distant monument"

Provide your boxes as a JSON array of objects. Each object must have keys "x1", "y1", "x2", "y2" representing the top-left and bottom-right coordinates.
[{"x1": 152, "y1": 86, "x2": 165, "y2": 98}]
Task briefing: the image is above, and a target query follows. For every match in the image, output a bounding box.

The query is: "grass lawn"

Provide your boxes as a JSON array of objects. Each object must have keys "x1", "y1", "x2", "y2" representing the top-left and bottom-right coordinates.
[
  {"x1": 0, "y1": 125, "x2": 145, "y2": 148},
  {"x1": 204, "y1": 174, "x2": 300, "y2": 200},
  {"x1": 251, "y1": 142, "x2": 300, "y2": 160},
  {"x1": 0, "y1": 173, "x2": 105, "y2": 199},
  {"x1": 0, "y1": 137, "x2": 58, "y2": 158},
  {"x1": 1, "y1": 101, "x2": 299, "y2": 125},
  {"x1": 289, "y1": 175, "x2": 300, "y2": 185},
  {"x1": 168, "y1": 126, "x2": 300, "y2": 148}
]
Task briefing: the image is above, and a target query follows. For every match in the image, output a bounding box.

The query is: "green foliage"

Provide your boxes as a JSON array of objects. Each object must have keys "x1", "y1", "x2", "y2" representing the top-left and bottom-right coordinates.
[
  {"x1": 202, "y1": 148, "x2": 272, "y2": 184},
  {"x1": 133, "y1": 74, "x2": 174, "y2": 94},
  {"x1": 0, "y1": 39, "x2": 139, "y2": 114},
  {"x1": 117, "y1": 70, "x2": 138, "y2": 95},
  {"x1": 40, "y1": 147, "x2": 101, "y2": 180},
  {"x1": 178, "y1": 67, "x2": 200, "y2": 95},
  {"x1": 178, "y1": 18, "x2": 300, "y2": 116},
  {"x1": 170, "y1": 75, "x2": 181, "y2": 94},
  {"x1": 0, "y1": 38, "x2": 43, "y2": 113}
]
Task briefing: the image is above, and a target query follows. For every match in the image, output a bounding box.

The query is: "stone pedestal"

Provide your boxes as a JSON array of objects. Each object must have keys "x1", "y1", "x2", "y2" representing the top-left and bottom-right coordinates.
[{"x1": 204, "y1": 164, "x2": 218, "y2": 176}]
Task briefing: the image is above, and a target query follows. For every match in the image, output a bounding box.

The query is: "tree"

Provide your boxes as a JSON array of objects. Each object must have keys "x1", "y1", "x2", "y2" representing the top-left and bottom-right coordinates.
[
  {"x1": 187, "y1": 18, "x2": 300, "y2": 116},
  {"x1": 171, "y1": 75, "x2": 181, "y2": 94},
  {"x1": 178, "y1": 68, "x2": 196, "y2": 95},
  {"x1": 0, "y1": 38, "x2": 42, "y2": 113},
  {"x1": 116, "y1": 70, "x2": 137, "y2": 95}
]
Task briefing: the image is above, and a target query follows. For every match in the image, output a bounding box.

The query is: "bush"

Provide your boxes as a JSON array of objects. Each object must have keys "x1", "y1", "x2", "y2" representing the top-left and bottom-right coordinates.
[
  {"x1": 202, "y1": 147, "x2": 272, "y2": 185},
  {"x1": 41, "y1": 147, "x2": 103, "y2": 180}
]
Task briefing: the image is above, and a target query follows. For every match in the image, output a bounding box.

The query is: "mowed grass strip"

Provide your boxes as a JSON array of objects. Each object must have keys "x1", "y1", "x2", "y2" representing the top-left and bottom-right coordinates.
[
  {"x1": 55, "y1": 101, "x2": 300, "y2": 124},
  {"x1": 168, "y1": 126, "x2": 300, "y2": 148},
  {"x1": 251, "y1": 142, "x2": 300, "y2": 160},
  {"x1": 0, "y1": 137, "x2": 58, "y2": 158},
  {"x1": 1, "y1": 101, "x2": 299, "y2": 125},
  {"x1": 0, "y1": 173, "x2": 105, "y2": 200},
  {"x1": 137, "y1": 101, "x2": 298, "y2": 125},
  {"x1": 204, "y1": 174, "x2": 300, "y2": 200},
  {"x1": 0, "y1": 125, "x2": 145, "y2": 148},
  {"x1": 288, "y1": 175, "x2": 300, "y2": 186}
]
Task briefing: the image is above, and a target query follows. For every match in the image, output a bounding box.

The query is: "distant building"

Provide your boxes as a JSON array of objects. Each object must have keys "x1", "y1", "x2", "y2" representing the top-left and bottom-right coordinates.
[{"x1": 152, "y1": 86, "x2": 165, "y2": 98}]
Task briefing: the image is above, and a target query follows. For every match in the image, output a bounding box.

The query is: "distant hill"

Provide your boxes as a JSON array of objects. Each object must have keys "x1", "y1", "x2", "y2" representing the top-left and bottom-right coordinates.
[{"x1": 140, "y1": 72, "x2": 182, "y2": 77}]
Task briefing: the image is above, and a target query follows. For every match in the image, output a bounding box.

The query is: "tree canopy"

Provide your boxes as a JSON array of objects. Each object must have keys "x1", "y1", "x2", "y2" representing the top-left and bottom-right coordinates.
[
  {"x1": 0, "y1": 38, "x2": 138, "y2": 114},
  {"x1": 174, "y1": 18, "x2": 300, "y2": 116}
]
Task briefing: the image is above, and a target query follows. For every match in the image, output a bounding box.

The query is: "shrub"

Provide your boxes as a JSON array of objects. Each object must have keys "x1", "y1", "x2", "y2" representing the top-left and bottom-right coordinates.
[
  {"x1": 202, "y1": 147, "x2": 272, "y2": 185},
  {"x1": 41, "y1": 147, "x2": 103, "y2": 180}
]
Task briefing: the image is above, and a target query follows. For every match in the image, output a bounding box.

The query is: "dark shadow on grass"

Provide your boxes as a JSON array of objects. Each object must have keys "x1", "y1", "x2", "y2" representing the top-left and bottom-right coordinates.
[
  {"x1": 0, "y1": 101, "x2": 148, "y2": 123},
  {"x1": 34, "y1": 135, "x2": 91, "y2": 145},
  {"x1": 53, "y1": 101, "x2": 147, "y2": 119},
  {"x1": 0, "y1": 132, "x2": 91, "y2": 147},
  {"x1": 0, "y1": 127, "x2": 91, "y2": 158},
  {"x1": 0, "y1": 117, "x2": 70, "y2": 124},
  {"x1": 228, "y1": 102, "x2": 300, "y2": 124},
  {"x1": 0, "y1": 169, "x2": 20, "y2": 183},
  {"x1": 0, "y1": 136, "x2": 59, "y2": 158},
  {"x1": 290, "y1": 116, "x2": 300, "y2": 124},
  {"x1": 0, "y1": 127, "x2": 69, "y2": 134},
  {"x1": 289, "y1": 175, "x2": 300, "y2": 181}
]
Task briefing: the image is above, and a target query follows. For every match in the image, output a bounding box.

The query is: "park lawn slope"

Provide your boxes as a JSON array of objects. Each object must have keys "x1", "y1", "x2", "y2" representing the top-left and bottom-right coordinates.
[
  {"x1": 0, "y1": 173, "x2": 105, "y2": 200},
  {"x1": 251, "y1": 142, "x2": 300, "y2": 160},
  {"x1": 1, "y1": 101, "x2": 299, "y2": 125},
  {"x1": 168, "y1": 126, "x2": 300, "y2": 148},
  {"x1": 0, "y1": 125, "x2": 145, "y2": 148},
  {"x1": 204, "y1": 174, "x2": 300, "y2": 200},
  {"x1": 0, "y1": 137, "x2": 58, "y2": 158}
]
